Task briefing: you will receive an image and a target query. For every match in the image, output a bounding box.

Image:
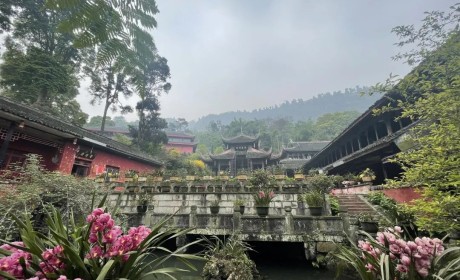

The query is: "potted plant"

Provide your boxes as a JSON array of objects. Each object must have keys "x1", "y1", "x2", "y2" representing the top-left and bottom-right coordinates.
[
  {"x1": 273, "y1": 166, "x2": 286, "y2": 180},
  {"x1": 233, "y1": 199, "x2": 246, "y2": 215},
  {"x1": 124, "y1": 169, "x2": 138, "y2": 182},
  {"x1": 165, "y1": 169, "x2": 180, "y2": 182},
  {"x1": 209, "y1": 200, "x2": 220, "y2": 215},
  {"x1": 249, "y1": 170, "x2": 273, "y2": 189},
  {"x1": 95, "y1": 172, "x2": 106, "y2": 183},
  {"x1": 108, "y1": 171, "x2": 119, "y2": 182},
  {"x1": 237, "y1": 169, "x2": 249, "y2": 181},
  {"x1": 358, "y1": 212, "x2": 379, "y2": 233},
  {"x1": 294, "y1": 168, "x2": 305, "y2": 180},
  {"x1": 218, "y1": 170, "x2": 230, "y2": 180},
  {"x1": 359, "y1": 168, "x2": 376, "y2": 183},
  {"x1": 136, "y1": 193, "x2": 153, "y2": 213},
  {"x1": 185, "y1": 168, "x2": 196, "y2": 181},
  {"x1": 331, "y1": 175, "x2": 345, "y2": 188},
  {"x1": 302, "y1": 191, "x2": 324, "y2": 216},
  {"x1": 138, "y1": 172, "x2": 148, "y2": 182},
  {"x1": 342, "y1": 173, "x2": 358, "y2": 187},
  {"x1": 152, "y1": 169, "x2": 164, "y2": 182},
  {"x1": 253, "y1": 189, "x2": 275, "y2": 217}
]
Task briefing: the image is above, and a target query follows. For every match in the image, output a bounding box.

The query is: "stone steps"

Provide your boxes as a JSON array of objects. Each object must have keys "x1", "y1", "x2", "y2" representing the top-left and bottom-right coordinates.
[{"x1": 334, "y1": 194, "x2": 376, "y2": 215}]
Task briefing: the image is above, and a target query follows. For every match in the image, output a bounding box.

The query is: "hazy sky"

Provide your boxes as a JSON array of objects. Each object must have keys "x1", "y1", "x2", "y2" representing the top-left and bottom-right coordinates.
[{"x1": 76, "y1": 0, "x2": 455, "y2": 122}]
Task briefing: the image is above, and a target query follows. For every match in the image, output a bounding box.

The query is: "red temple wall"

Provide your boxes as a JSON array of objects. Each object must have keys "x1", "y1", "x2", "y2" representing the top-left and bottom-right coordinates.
[
  {"x1": 383, "y1": 187, "x2": 422, "y2": 204},
  {"x1": 88, "y1": 149, "x2": 159, "y2": 179},
  {"x1": 3, "y1": 139, "x2": 58, "y2": 170},
  {"x1": 165, "y1": 144, "x2": 194, "y2": 154}
]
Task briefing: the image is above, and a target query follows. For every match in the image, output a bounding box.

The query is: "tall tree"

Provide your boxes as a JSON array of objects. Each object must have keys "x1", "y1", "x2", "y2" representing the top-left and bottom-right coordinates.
[
  {"x1": 0, "y1": 0, "x2": 87, "y2": 125},
  {"x1": 313, "y1": 111, "x2": 361, "y2": 140},
  {"x1": 129, "y1": 55, "x2": 171, "y2": 152},
  {"x1": 86, "y1": 116, "x2": 115, "y2": 128},
  {"x1": 46, "y1": 0, "x2": 159, "y2": 68},
  {"x1": 380, "y1": 4, "x2": 460, "y2": 233},
  {"x1": 83, "y1": 54, "x2": 134, "y2": 131},
  {"x1": 0, "y1": 0, "x2": 14, "y2": 32}
]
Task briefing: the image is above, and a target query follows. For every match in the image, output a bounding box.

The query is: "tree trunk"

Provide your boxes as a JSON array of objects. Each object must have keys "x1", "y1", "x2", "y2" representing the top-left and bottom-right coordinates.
[
  {"x1": 101, "y1": 70, "x2": 114, "y2": 132},
  {"x1": 101, "y1": 97, "x2": 110, "y2": 132}
]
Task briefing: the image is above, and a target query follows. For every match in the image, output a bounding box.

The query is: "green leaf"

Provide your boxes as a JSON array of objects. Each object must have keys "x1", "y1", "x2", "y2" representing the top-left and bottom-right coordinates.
[{"x1": 96, "y1": 259, "x2": 115, "y2": 280}]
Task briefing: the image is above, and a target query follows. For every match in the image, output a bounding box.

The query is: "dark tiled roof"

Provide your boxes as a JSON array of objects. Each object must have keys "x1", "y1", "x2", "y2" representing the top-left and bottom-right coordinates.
[
  {"x1": 279, "y1": 158, "x2": 309, "y2": 169},
  {"x1": 284, "y1": 141, "x2": 330, "y2": 152},
  {"x1": 166, "y1": 131, "x2": 195, "y2": 139},
  {"x1": 85, "y1": 127, "x2": 130, "y2": 134},
  {"x1": 307, "y1": 122, "x2": 416, "y2": 171},
  {"x1": 0, "y1": 97, "x2": 162, "y2": 166},
  {"x1": 200, "y1": 154, "x2": 213, "y2": 163},
  {"x1": 222, "y1": 134, "x2": 258, "y2": 144},
  {"x1": 246, "y1": 147, "x2": 271, "y2": 159},
  {"x1": 270, "y1": 152, "x2": 282, "y2": 160},
  {"x1": 209, "y1": 149, "x2": 236, "y2": 160}
]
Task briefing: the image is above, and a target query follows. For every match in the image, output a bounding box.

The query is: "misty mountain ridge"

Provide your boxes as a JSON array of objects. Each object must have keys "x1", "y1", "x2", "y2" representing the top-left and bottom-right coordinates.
[{"x1": 189, "y1": 86, "x2": 380, "y2": 131}]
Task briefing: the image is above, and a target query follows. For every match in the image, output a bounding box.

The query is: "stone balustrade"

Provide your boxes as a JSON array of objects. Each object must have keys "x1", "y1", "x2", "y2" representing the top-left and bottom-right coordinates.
[{"x1": 107, "y1": 190, "x2": 344, "y2": 260}]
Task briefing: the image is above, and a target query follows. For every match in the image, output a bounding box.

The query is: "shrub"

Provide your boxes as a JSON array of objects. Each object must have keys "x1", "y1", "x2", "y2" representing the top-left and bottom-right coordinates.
[
  {"x1": 308, "y1": 174, "x2": 334, "y2": 193},
  {"x1": 0, "y1": 154, "x2": 98, "y2": 240},
  {"x1": 302, "y1": 191, "x2": 324, "y2": 207},
  {"x1": 248, "y1": 169, "x2": 273, "y2": 187},
  {"x1": 202, "y1": 237, "x2": 260, "y2": 280},
  {"x1": 329, "y1": 196, "x2": 340, "y2": 216}
]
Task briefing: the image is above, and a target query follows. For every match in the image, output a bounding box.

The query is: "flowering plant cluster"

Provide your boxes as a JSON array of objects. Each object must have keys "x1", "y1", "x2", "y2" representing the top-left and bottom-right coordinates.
[
  {"x1": 0, "y1": 201, "x2": 198, "y2": 280},
  {"x1": 253, "y1": 189, "x2": 275, "y2": 206},
  {"x1": 333, "y1": 225, "x2": 460, "y2": 280},
  {"x1": 85, "y1": 208, "x2": 151, "y2": 261},
  {"x1": 358, "y1": 226, "x2": 444, "y2": 278}
]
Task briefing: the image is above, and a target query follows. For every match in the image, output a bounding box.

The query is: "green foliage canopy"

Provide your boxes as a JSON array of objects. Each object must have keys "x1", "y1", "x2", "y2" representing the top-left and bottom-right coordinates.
[{"x1": 380, "y1": 5, "x2": 460, "y2": 234}]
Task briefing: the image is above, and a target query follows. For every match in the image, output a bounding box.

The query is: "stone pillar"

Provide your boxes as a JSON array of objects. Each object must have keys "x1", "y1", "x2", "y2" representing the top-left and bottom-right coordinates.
[
  {"x1": 284, "y1": 206, "x2": 294, "y2": 234},
  {"x1": 57, "y1": 140, "x2": 78, "y2": 174},
  {"x1": 233, "y1": 207, "x2": 242, "y2": 232},
  {"x1": 189, "y1": 205, "x2": 197, "y2": 228}
]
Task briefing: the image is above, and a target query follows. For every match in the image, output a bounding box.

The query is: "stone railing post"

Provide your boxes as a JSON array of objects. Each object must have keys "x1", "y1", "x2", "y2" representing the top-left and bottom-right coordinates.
[
  {"x1": 284, "y1": 206, "x2": 294, "y2": 234},
  {"x1": 189, "y1": 205, "x2": 197, "y2": 228},
  {"x1": 233, "y1": 206, "x2": 242, "y2": 232}
]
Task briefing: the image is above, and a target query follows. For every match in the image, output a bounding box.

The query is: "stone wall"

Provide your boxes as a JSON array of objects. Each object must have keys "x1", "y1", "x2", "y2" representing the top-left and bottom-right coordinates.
[{"x1": 110, "y1": 192, "x2": 331, "y2": 216}]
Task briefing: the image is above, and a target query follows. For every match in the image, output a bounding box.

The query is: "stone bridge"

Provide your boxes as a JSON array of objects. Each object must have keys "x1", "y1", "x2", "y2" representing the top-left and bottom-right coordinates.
[{"x1": 108, "y1": 185, "x2": 345, "y2": 259}]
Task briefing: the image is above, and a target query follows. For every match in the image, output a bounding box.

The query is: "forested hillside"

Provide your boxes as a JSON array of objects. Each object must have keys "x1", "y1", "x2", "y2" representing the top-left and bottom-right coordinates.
[
  {"x1": 190, "y1": 86, "x2": 379, "y2": 130},
  {"x1": 194, "y1": 110, "x2": 361, "y2": 154}
]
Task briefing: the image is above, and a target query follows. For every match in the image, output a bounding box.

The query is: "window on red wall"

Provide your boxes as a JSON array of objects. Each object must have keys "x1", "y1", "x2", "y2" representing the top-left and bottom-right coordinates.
[
  {"x1": 105, "y1": 166, "x2": 120, "y2": 182},
  {"x1": 72, "y1": 159, "x2": 91, "y2": 177},
  {"x1": 2, "y1": 151, "x2": 27, "y2": 169}
]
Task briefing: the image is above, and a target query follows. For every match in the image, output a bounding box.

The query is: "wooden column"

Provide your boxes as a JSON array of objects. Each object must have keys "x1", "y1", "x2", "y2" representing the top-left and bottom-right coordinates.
[
  {"x1": 385, "y1": 120, "x2": 393, "y2": 135},
  {"x1": 0, "y1": 122, "x2": 16, "y2": 168}
]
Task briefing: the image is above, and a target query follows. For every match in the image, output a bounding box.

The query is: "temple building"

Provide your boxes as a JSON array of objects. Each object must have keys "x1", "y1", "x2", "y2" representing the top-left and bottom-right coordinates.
[
  {"x1": 270, "y1": 141, "x2": 330, "y2": 172},
  {"x1": 0, "y1": 97, "x2": 162, "y2": 179},
  {"x1": 202, "y1": 134, "x2": 271, "y2": 176},
  {"x1": 164, "y1": 131, "x2": 197, "y2": 154}
]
